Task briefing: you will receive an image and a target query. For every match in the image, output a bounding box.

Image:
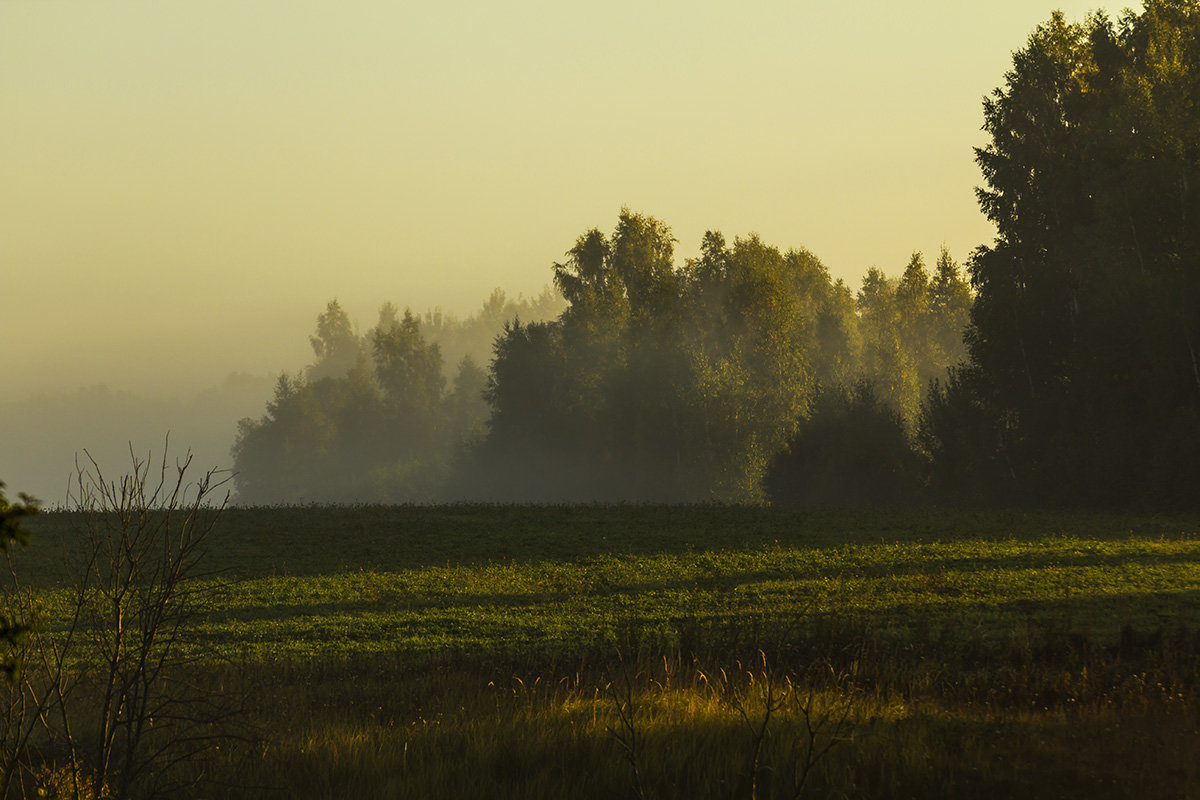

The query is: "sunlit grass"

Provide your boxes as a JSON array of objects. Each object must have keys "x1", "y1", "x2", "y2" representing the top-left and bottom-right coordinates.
[
  {"x1": 21, "y1": 515, "x2": 1200, "y2": 662},
  {"x1": 14, "y1": 506, "x2": 1200, "y2": 798},
  {"x1": 80, "y1": 535, "x2": 1200, "y2": 659},
  {"x1": 201, "y1": 642, "x2": 1200, "y2": 800}
]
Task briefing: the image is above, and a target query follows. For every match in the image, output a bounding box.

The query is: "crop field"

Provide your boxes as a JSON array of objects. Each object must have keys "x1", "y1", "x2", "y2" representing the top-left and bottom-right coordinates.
[{"x1": 11, "y1": 506, "x2": 1200, "y2": 799}]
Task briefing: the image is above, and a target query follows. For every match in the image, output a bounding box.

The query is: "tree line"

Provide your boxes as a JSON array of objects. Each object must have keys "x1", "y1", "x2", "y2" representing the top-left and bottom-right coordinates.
[
  {"x1": 231, "y1": 220, "x2": 971, "y2": 504},
  {"x1": 922, "y1": 0, "x2": 1200, "y2": 509},
  {"x1": 233, "y1": 1, "x2": 1199, "y2": 510},
  {"x1": 231, "y1": 290, "x2": 563, "y2": 503}
]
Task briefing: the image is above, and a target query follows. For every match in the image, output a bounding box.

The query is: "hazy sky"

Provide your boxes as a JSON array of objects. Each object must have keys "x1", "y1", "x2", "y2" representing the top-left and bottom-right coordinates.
[{"x1": 2, "y1": 0, "x2": 1126, "y2": 399}]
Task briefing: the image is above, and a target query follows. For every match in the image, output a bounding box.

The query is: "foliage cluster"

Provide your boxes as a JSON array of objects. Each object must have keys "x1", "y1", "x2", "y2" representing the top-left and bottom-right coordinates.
[
  {"x1": 231, "y1": 289, "x2": 562, "y2": 503},
  {"x1": 0, "y1": 484, "x2": 35, "y2": 682},
  {"x1": 924, "y1": 0, "x2": 1200, "y2": 508},
  {"x1": 232, "y1": 218, "x2": 970, "y2": 504},
  {"x1": 458, "y1": 219, "x2": 969, "y2": 503},
  {"x1": 0, "y1": 486, "x2": 35, "y2": 555}
]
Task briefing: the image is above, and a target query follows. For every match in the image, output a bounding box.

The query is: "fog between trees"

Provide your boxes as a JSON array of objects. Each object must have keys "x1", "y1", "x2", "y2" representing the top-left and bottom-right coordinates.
[
  {"x1": 0, "y1": 291, "x2": 563, "y2": 507},
  {"x1": 231, "y1": 217, "x2": 972, "y2": 505},
  {"x1": 7, "y1": 3, "x2": 1197, "y2": 512},
  {"x1": 233, "y1": 2, "x2": 1200, "y2": 510},
  {"x1": 0, "y1": 244, "x2": 972, "y2": 508}
]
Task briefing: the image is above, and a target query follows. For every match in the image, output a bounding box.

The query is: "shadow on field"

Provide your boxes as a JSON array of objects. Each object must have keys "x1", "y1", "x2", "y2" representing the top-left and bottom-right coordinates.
[
  {"x1": 189, "y1": 581, "x2": 1200, "y2": 663},
  {"x1": 21, "y1": 504, "x2": 1200, "y2": 584}
]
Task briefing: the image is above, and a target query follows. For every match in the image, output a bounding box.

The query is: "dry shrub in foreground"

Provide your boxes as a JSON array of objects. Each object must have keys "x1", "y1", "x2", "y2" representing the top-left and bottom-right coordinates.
[{"x1": 0, "y1": 446, "x2": 253, "y2": 800}]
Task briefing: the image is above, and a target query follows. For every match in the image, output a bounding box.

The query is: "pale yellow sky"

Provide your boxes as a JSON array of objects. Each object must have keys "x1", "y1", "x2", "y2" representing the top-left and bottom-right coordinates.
[{"x1": 2, "y1": 0, "x2": 1126, "y2": 399}]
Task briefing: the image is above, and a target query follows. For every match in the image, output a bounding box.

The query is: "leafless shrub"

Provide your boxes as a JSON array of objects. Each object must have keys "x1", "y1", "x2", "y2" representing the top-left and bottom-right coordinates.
[
  {"x1": 0, "y1": 444, "x2": 252, "y2": 799},
  {"x1": 700, "y1": 651, "x2": 852, "y2": 800},
  {"x1": 605, "y1": 664, "x2": 648, "y2": 800}
]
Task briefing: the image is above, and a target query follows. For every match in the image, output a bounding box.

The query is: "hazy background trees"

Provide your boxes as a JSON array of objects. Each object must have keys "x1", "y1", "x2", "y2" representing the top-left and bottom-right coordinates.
[
  {"x1": 229, "y1": 208, "x2": 972, "y2": 505},
  {"x1": 16, "y1": 3, "x2": 1195, "y2": 511},
  {"x1": 230, "y1": 291, "x2": 564, "y2": 504}
]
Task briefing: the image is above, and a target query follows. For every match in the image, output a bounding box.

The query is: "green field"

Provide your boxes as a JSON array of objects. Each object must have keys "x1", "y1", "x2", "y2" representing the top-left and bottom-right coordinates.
[{"x1": 12, "y1": 506, "x2": 1200, "y2": 798}]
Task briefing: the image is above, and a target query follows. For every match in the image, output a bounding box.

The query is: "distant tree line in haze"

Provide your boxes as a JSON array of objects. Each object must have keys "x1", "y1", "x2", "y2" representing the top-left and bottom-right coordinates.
[
  {"x1": 455, "y1": 218, "x2": 971, "y2": 503},
  {"x1": 230, "y1": 219, "x2": 971, "y2": 504},
  {"x1": 232, "y1": 1, "x2": 1200, "y2": 510},
  {"x1": 231, "y1": 290, "x2": 563, "y2": 503}
]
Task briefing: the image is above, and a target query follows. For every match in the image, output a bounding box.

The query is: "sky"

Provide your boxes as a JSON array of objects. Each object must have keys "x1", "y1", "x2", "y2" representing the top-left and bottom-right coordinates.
[{"x1": 1, "y1": 0, "x2": 1128, "y2": 400}]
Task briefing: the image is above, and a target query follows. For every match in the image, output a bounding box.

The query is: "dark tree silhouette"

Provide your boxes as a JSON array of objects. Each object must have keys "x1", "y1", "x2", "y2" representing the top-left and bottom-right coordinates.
[
  {"x1": 764, "y1": 383, "x2": 923, "y2": 508},
  {"x1": 925, "y1": 2, "x2": 1200, "y2": 508}
]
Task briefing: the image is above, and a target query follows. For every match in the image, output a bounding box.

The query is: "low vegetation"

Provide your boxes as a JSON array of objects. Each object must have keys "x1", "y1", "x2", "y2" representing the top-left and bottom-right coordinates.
[{"x1": 8, "y1": 506, "x2": 1200, "y2": 798}]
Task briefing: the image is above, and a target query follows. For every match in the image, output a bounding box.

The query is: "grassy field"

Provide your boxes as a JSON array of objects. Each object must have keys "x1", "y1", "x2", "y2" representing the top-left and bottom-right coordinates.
[{"x1": 11, "y1": 506, "x2": 1200, "y2": 798}]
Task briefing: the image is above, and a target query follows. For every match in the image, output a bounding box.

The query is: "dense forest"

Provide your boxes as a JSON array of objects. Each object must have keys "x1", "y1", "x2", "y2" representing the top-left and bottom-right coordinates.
[
  {"x1": 233, "y1": 1, "x2": 1199, "y2": 510},
  {"x1": 924, "y1": 2, "x2": 1200, "y2": 509}
]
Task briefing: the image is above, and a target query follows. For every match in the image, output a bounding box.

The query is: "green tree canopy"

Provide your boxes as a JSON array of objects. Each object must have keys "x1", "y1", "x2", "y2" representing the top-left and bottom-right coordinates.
[{"x1": 926, "y1": 1, "x2": 1200, "y2": 507}]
